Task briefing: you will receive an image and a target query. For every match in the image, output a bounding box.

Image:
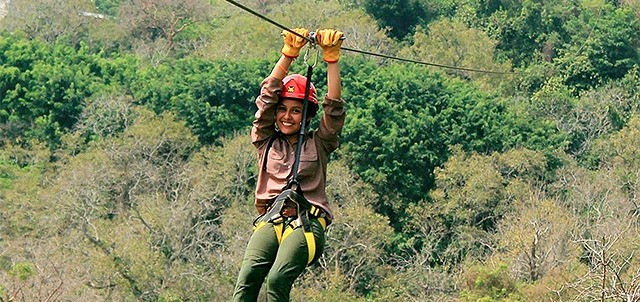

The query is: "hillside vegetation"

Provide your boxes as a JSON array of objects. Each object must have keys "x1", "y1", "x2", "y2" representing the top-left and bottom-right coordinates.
[{"x1": 1, "y1": 0, "x2": 640, "y2": 301}]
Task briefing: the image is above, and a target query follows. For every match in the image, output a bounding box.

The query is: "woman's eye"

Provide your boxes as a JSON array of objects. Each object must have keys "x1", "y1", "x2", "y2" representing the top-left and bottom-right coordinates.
[{"x1": 292, "y1": 109, "x2": 302, "y2": 114}]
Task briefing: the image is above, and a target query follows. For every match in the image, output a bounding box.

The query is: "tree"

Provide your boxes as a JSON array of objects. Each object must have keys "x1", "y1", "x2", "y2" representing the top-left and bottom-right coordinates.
[
  {"x1": 418, "y1": 147, "x2": 549, "y2": 267},
  {"x1": 204, "y1": 0, "x2": 394, "y2": 62},
  {"x1": 549, "y1": 120, "x2": 640, "y2": 300},
  {"x1": 127, "y1": 58, "x2": 268, "y2": 144},
  {"x1": 455, "y1": 0, "x2": 579, "y2": 68},
  {"x1": 459, "y1": 263, "x2": 524, "y2": 301},
  {"x1": 3, "y1": 0, "x2": 95, "y2": 44},
  {"x1": 497, "y1": 198, "x2": 578, "y2": 283},
  {"x1": 361, "y1": 0, "x2": 424, "y2": 39},
  {"x1": 117, "y1": 0, "x2": 213, "y2": 57},
  {"x1": 339, "y1": 60, "x2": 561, "y2": 228},
  {"x1": 399, "y1": 19, "x2": 512, "y2": 92},
  {"x1": 0, "y1": 108, "x2": 253, "y2": 301},
  {"x1": 557, "y1": 3, "x2": 640, "y2": 92},
  {"x1": 0, "y1": 34, "x2": 116, "y2": 147},
  {"x1": 95, "y1": 0, "x2": 123, "y2": 15}
]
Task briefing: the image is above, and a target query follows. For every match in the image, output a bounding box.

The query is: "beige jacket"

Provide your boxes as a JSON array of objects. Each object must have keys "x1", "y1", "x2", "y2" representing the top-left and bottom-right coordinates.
[{"x1": 251, "y1": 76, "x2": 345, "y2": 221}]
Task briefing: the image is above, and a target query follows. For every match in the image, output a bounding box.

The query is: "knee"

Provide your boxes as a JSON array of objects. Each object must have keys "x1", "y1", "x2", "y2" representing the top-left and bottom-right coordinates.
[{"x1": 266, "y1": 269, "x2": 287, "y2": 287}]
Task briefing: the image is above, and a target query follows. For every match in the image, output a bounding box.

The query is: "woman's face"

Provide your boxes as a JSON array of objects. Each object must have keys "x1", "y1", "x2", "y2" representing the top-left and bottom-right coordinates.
[{"x1": 276, "y1": 98, "x2": 304, "y2": 135}]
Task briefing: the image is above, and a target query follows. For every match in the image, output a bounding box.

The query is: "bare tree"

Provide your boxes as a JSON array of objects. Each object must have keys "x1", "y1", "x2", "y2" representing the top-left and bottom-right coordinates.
[
  {"x1": 3, "y1": 0, "x2": 94, "y2": 43},
  {"x1": 118, "y1": 0, "x2": 212, "y2": 52}
]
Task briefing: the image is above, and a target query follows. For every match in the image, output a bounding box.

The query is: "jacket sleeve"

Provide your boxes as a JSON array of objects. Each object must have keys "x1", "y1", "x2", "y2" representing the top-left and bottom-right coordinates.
[
  {"x1": 316, "y1": 95, "x2": 346, "y2": 153},
  {"x1": 251, "y1": 77, "x2": 282, "y2": 148}
]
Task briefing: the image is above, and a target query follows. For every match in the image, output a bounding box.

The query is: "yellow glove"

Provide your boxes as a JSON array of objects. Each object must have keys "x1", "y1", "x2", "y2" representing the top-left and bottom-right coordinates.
[
  {"x1": 281, "y1": 28, "x2": 309, "y2": 58},
  {"x1": 316, "y1": 29, "x2": 344, "y2": 63}
]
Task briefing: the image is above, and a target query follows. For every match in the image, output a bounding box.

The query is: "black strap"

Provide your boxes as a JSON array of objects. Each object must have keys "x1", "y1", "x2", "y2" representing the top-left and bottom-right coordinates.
[
  {"x1": 285, "y1": 64, "x2": 314, "y2": 192},
  {"x1": 261, "y1": 133, "x2": 278, "y2": 172}
]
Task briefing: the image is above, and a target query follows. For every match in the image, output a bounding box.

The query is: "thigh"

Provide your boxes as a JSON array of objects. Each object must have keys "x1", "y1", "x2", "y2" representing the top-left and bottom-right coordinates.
[
  {"x1": 243, "y1": 222, "x2": 280, "y2": 263},
  {"x1": 271, "y1": 218, "x2": 326, "y2": 273}
]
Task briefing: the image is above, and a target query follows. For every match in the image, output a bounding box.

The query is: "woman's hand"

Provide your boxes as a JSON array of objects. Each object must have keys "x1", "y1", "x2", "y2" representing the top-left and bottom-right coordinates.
[
  {"x1": 281, "y1": 27, "x2": 310, "y2": 58},
  {"x1": 315, "y1": 29, "x2": 344, "y2": 63}
]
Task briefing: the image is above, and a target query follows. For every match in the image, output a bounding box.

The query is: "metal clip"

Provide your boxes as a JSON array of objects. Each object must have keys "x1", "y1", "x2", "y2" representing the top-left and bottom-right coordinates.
[
  {"x1": 303, "y1": 41, "x2": 318, "y2": 68},
  {"x1": 309, "y1": 31, "x2": 317, "y2": 45}
]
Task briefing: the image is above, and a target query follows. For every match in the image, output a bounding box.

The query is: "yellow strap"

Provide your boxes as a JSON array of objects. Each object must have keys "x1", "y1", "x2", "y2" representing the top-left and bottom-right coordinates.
[
  {"x1": 304, "y1": 231, "x2": 315, "y2": 264},
  {"x1": 254, "y1": 220, "x2": 285, "y2": 244},
  {"x1": 258, "y1": 217, "x2": 327, "y2": 266},
  {"x1": 310, "y1": 205, "x2": 322, "y2": 217},
  {"x1": 280, "y1": 217, "x2": 327, "y2": 265},
  {"x1": 274, "y1": 223, "x2": 284, "y2": 244},
  {"x1": 318, "y1": 217, "x2": 327, "y2": 230},
  {"x1": 306, "y1": 218, "x2": 327, "y2": 264},
  {"x1": 253, "y1": 220, "x2": 267, "y2": 232}
]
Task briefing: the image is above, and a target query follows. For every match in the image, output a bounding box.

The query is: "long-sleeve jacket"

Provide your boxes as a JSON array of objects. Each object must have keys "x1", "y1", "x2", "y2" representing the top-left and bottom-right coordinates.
[{"x1": 251, "y1": 76, "x2": 345, "y2": 221}]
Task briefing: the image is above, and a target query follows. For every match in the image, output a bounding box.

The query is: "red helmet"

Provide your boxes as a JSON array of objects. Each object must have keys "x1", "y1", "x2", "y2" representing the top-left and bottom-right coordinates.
[{"x1": 280, "y1": 74, "x2": 318, "y2": 105}]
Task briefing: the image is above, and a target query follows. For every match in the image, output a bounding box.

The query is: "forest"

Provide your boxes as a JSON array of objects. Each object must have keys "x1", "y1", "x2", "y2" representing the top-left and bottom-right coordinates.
[{"x1": 1, "y1": 0, "x2": 640, "y2": 301}]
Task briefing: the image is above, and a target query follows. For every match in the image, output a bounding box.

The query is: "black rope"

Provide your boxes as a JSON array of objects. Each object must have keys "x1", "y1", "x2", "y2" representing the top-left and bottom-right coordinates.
[{"x1": 222, "y1": 0, "x2": 519, "y2": 75}]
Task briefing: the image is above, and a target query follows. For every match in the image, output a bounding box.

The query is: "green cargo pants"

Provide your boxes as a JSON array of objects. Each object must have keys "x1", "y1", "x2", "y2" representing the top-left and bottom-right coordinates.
[{"x1": 232, "y1": 217, "x2": 326, "y2": 302}]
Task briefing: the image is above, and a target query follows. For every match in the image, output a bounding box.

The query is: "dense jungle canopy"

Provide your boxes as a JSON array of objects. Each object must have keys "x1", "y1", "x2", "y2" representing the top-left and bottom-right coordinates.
[{"x1": 1, "y1": 0, "x2": 640, "y2": 301}]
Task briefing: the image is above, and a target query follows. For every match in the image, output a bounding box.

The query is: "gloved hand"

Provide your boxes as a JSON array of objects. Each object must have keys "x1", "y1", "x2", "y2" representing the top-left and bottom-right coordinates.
[
  {"x1": 281, "y1": 28, "x2": 309, "y2": 58},
  {"x1": 315, "y1": 29, "x2": 344, "y2": 63}
]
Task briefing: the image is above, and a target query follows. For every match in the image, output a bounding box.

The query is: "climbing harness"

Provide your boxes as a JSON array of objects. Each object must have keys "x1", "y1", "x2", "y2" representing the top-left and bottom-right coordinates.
[{"x1": 254, "y1": 39, "x2": 326, "y2": 265}]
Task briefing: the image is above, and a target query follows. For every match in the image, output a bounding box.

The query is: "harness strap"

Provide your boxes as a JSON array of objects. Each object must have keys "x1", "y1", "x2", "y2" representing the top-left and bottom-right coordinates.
[
  {"x1": 281, "y1": 217, "x2": 327, "y2": 264},
  {"x1": 261, "y1": 133, "x2": 278, "y2": 173},
  {"x1": 253, "y1": 214, "x2": 327, "y2": 265}
]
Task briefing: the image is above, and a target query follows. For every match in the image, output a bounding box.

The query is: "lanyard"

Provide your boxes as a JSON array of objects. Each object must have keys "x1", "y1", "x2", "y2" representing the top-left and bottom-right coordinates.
[{"x1": 285, "y1": 42, "x2": 318, "y2": 193}]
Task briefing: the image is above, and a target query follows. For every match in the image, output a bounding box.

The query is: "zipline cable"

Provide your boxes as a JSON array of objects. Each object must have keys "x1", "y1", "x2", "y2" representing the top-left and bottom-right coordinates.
[
  {"x1": 340, "y1": 47, "x2": 515, "y2": 75},
  {"x1": 222, "y1": 0, "x2": 519, "y2": 75}
]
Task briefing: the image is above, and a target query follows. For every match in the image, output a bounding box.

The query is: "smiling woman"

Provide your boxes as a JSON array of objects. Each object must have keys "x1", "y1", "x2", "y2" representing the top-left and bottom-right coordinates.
[
  {"x1": 233, "y1": 27, "x2": 346, "y2": 301},
  {"x1": 275, "y1": 74, "x2": 319, "y2": 142},
  {"x1": 276, "y1": 99, "x2": 304, "y2": 138}
]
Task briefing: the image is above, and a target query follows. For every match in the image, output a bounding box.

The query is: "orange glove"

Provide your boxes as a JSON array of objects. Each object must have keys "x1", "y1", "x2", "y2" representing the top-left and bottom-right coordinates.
[
  {"x1": 316, "y1": 29, "x2": 344, "y2": 63},
  {"x1": 281, "y1": 28, "x2": 309, "y2": 58}
]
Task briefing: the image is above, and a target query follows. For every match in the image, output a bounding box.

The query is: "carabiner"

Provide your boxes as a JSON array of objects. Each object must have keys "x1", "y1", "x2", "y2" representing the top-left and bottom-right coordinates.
[{"x1": 303, "y1": 31, "x2": 318, "y2": 68}]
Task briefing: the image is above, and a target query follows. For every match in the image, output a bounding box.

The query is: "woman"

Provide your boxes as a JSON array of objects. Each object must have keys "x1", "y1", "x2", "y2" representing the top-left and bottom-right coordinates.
[{"x1": 232, "y1": 27, "x2": 345, "y2": 301}]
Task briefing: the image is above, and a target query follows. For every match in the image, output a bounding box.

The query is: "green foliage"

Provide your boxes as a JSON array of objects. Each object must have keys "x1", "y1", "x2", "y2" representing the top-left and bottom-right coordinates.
[
  {"x1": 418, "y1": 147, "x2": 550, "y2": 267},
  {"x1": 362, "y1": 0, "x2": 425, "y2": 39},
  {"x1": 453, "y1": 0, "x2": 575, "y2": 67},
  {"x1": 0, "y1": 34, "x2": 269, "y2": 148},
  {"x1": 557, "y1": 3, "x2": 640, "y2": 92},
  {"x1": 340, "y1": 59, "x2": 562, "y2": 228},
  {"x1": 460, "y1": 263, "x2": 524, "y2": 302},
  {"x1": 2, "y1": 0, "x2": 640, "y2": 300},
  {"x1": 128, "y1": 58, "x2": 270, "y2": 144},
  {"x1": 95, "y1": 0, "x2": 122, "y2": 15},
  {"x1": 9, "y1": 261, "x2": 36, "y2": 281},
  {"x1": 0, "y1": 34, "x2": 109, "y2": 147}
]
